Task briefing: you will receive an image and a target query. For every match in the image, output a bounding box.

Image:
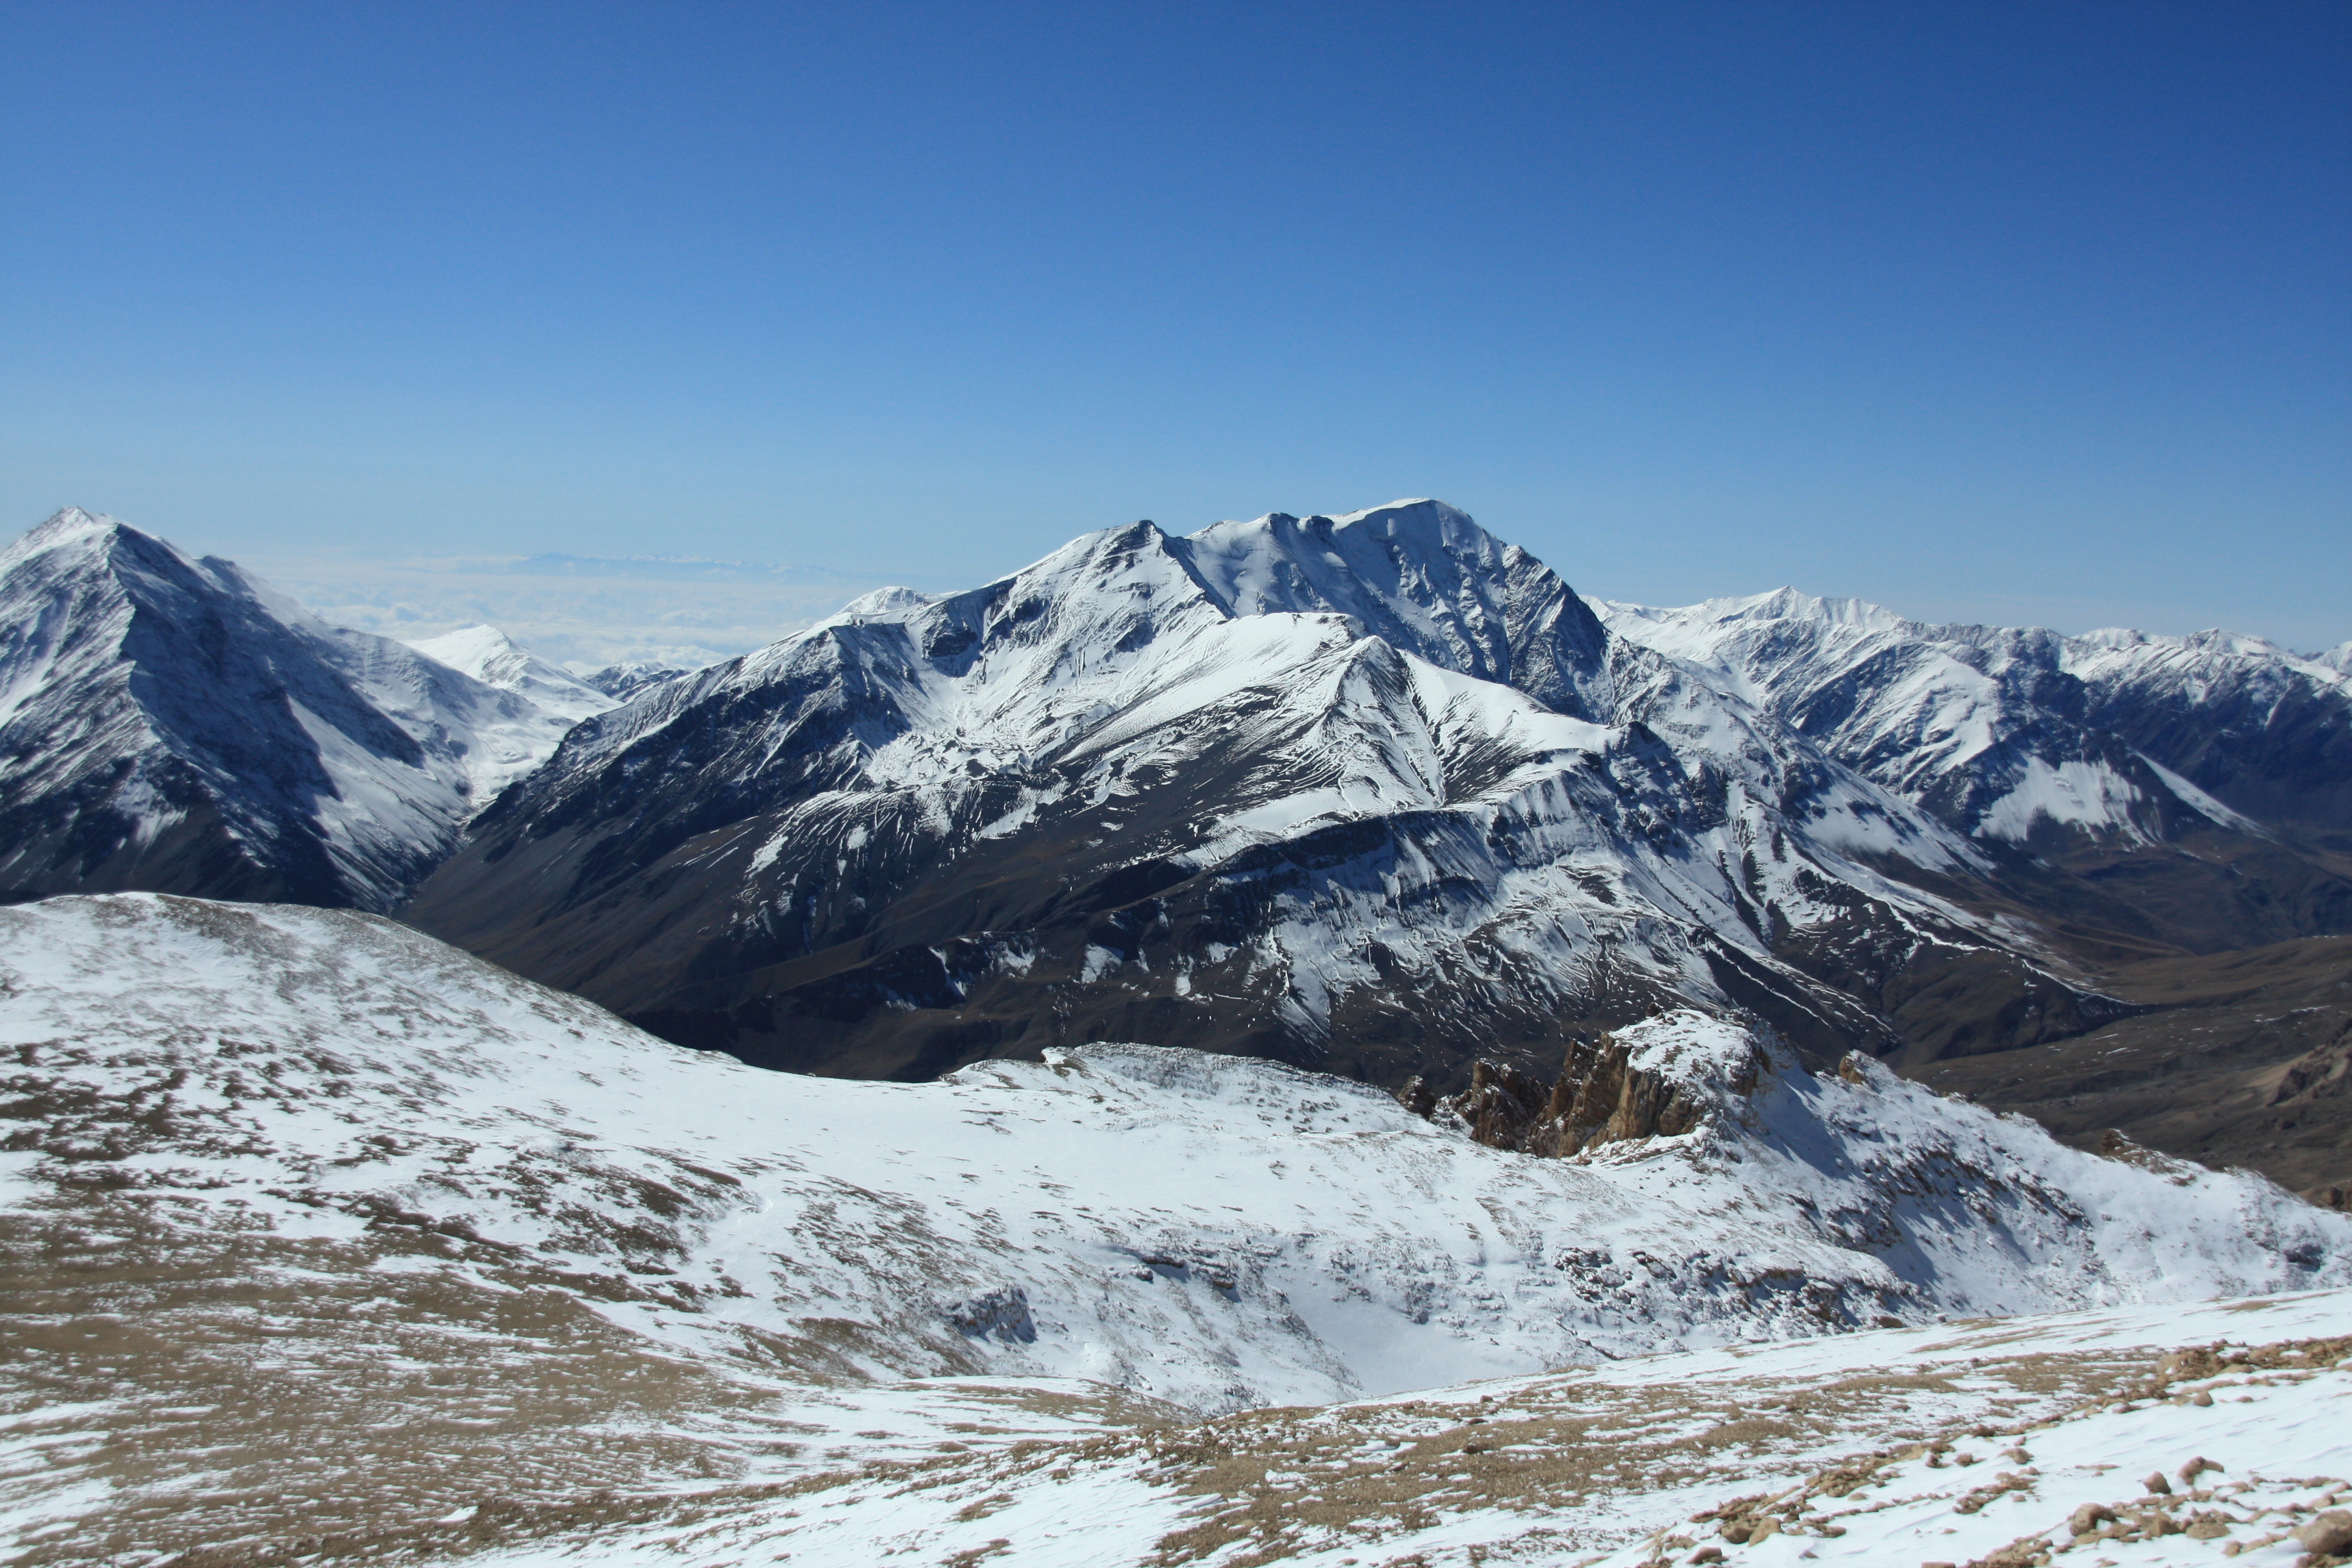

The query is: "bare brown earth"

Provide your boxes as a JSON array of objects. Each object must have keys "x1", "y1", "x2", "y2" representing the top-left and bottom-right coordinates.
[
  {"x1": 1910, "y1": 935, "x2": 2352, "y2": 1205},
  {"x1": 14, "y1": 1252, "x2": 2337, "y2": 1568},
  {"x1": 0, "y1": 1194, "x2": 1177, "y2": 1568}
]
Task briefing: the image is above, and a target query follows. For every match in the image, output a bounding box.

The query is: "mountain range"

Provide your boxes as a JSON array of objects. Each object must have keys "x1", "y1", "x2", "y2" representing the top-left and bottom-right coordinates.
[
  {"x1": 2, "y1": 501, "x2": 2347, "y2": 1197},
  {"x1": 5, "y1": 500, "x2": 2350, "y2": 1562}
]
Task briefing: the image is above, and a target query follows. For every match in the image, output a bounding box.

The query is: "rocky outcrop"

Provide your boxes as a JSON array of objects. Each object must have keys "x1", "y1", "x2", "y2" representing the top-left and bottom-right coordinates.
[{"x1": 1408, "y1": 1012, "x2": 1770, "y2": 1157}]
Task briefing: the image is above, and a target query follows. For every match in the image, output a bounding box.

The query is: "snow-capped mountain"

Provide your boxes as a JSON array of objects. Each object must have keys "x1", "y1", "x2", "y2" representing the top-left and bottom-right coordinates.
[
  {"x1": 406, "y1": 623, "x2": 615, "y2": 728},
  {"x1": 576, "y1": 659, "x2": 692, "y2": 702},
  {"x1": 0, "y1": 509, "x2": 600, "y2": 910},
  {"x1": 407, "y1": 501, "x2": 2109, "y2": 1084},
  {"x1": 1594, "y1": 589, "x2": 2350, "y2": 849},
  {"x1": 4, "y1": 893, "x2": 2346, "y2": 1561},
  {"x1": 1594, "y1": 589, "x2": 2352, "y2": 953}
]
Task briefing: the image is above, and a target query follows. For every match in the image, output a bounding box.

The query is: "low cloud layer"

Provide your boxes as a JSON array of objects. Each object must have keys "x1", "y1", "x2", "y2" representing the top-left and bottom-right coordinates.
[{"x1": 247, "y1": 551, "x2": 956, "y2": 671}]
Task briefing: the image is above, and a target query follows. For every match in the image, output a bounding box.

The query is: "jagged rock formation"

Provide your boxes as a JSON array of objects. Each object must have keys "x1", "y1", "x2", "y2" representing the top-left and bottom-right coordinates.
[{"x1": 1414, "y1": 1013, "x2": 1769, "y2": 1157}]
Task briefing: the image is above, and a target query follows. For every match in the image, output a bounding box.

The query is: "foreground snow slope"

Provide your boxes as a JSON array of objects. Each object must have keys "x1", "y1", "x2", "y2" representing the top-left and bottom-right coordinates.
[
  {"x1": 2, "y1": 894, "x2": 2347, "y2": 1567},
  {"x1": 3, "y1": 895, "x2": 2342, "y2": 1408},
  {"x1": 453, "y1": 1289, "x2": 2352, "y2": 1568}
]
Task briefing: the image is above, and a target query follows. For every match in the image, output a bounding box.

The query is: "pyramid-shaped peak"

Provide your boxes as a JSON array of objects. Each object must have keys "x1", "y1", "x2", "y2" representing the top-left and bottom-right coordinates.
[{"x1": 7, "y1": 506, "x2": 138, "y2": 562}]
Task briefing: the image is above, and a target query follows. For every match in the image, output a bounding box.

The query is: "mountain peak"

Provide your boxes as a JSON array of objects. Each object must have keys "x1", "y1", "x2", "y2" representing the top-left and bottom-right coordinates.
[
  {"x1": 407, "y1": 623, "x2": 522, "y2": 669},
  {"x1": 407, "y1": 622, "x2": 612, "y2": 723},
  {"x1": 1169, "y1": 498, "x2": 1613, "y2": 720},
  {"x1": 3, "y1": 505, "x2": 149, "y2": 573}
]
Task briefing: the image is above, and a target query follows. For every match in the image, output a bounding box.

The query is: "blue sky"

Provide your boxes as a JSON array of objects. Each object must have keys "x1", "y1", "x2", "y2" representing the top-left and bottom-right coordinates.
[{"x1": 5, "y1": 2, "x2": 2346, "y2": 650}]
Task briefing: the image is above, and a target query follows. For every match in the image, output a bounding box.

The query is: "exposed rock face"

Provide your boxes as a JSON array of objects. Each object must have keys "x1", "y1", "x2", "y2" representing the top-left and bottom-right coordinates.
[{"x1": 1417, "y1": 1012, "x2": 1771, "y2": 1157}]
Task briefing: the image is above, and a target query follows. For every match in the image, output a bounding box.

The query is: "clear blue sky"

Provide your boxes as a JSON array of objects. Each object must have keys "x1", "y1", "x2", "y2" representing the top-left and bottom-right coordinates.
[{"x1": 5, "y1": 2, "x2": 2346, "y2": 647}]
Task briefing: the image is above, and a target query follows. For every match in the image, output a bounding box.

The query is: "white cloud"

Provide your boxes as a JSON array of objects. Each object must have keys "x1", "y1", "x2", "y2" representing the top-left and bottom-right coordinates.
[{"x1": 244, "y1": 550, "x2": 960, "y2": 671}]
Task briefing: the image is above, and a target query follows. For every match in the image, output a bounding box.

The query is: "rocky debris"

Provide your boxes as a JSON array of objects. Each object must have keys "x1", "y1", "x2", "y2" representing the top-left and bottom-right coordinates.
[
  {"x1": 1952, "y1": 1471, "x2": 2037, "y2": 1514},
  {"x1": 1690, "y1": 1489, "x2": 1801, "y2": 1545},
  {"x1": 2098, "y1": 1128, "x2": 2204, "y2": 1182},
  {"x1": 1962, "y1": 1539, "x2": 2054, "y2": 1568},
  {"x1": 940, "y1": 1286, "x2": 1038, "y2": 1344},
  {"x1": 2297, "y1": 1507, "x2": 2352, "y2": 1555},
  {"x1": 2068, "y1": 1501, "x2": 2116, "y2": 1534}
]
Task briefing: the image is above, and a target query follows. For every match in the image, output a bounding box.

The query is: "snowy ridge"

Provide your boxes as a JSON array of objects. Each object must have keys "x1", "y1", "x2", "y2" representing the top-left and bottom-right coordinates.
[
  {"x1": 406, "y1": 623, "x2": 614, "y2": 729},
  {"x1": 1593, "y1": 587, "x2": 2352, "y2": 850},
  {"x1": 575, "y1": 658, "x2": 693, "y2": 702},
  {"x1": 0, "y1": 510, "x2": 603, "y2": 908},
  {"x1": 3, "y1": 895, "x2": 2340, "y2": 1414}
]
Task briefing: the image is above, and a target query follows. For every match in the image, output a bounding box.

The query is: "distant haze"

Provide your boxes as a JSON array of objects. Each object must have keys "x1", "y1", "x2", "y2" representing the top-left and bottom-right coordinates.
[{"x1": 254, "y1": 548, "x2": 963, "y2": 670}]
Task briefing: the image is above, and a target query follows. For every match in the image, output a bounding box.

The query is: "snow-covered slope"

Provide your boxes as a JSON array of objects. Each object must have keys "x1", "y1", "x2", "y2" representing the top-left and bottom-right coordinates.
[
  {"x1": 453, "y1": 1291, "x2": 2352, "y2": 1568},
  {"x1": 2, "y1": 894, "x2": 2345, "y2": 1564},
  {"x1": 0, "y1": 510, "x2": 605, "y2": 910},
  {"x1": 406, "y1": 623, "x2": 614, "y2": 730},
  {"x1": 1592, "y1": 589, "x2": 2352, "y2": 856},
  {"x1": 5, "y1": 894, "x2": 2341, "y2": 1400},
  {"x1": 408, "y1": 503, "x2": 2046, "y2": 1083}
]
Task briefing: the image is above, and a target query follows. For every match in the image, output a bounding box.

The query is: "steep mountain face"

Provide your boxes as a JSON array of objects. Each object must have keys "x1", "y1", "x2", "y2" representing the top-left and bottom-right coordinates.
[
  {"x1": 407, "y1": 501, "x2": 2108, "y2": 1085},
  {"x1": 7, "y1": 894, "x2": 2345, "y2": 1562},
  {"x1": 1593, "y1": 591, "x2": 2352, "y2": 953},
  {"x1": 0, "y1": 510, "x2": 590, "y2": 911},
  {"x1": 579, "y1": 660, "x2": 691, "y2": 702},
  {"x1": 2066, "y1": 627, "x2": 2352, "y2": 861},
  {"x1": 406, "y1": 623, "x2": 614, "y2": 729}
]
